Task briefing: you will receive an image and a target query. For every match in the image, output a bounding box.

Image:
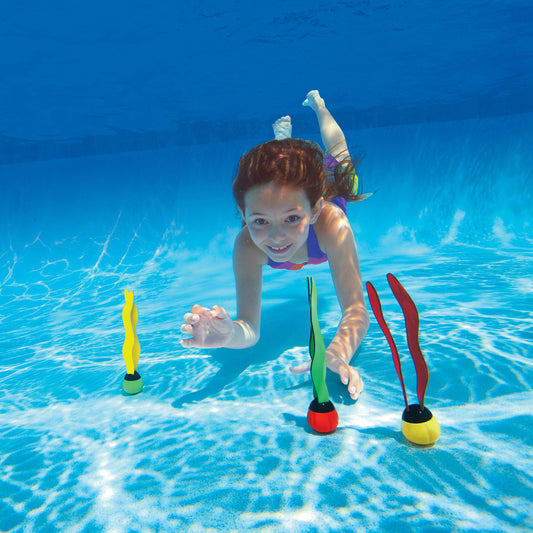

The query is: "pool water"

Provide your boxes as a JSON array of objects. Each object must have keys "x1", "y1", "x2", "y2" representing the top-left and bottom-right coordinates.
[
  {"x1": 1, "y1": 112, "x2": 532, "y2": 532},
  {"x1": 1, "y1": 2, "x2": 533, "y2": 532}
]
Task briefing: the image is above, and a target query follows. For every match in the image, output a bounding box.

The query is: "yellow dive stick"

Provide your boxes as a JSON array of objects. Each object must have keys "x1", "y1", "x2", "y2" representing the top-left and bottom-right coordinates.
[{"x1": 122, "y1": 289, "x2": 143, "y2": 394}]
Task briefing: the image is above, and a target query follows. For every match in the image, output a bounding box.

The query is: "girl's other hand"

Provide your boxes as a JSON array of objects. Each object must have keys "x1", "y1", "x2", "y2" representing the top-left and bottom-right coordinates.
[
  {"x1": 180, "y1": 304, "x2": 233, "y2": 348},
  {"x1": 329, "y1": 357, "x2": 364, "y2": 401},
  {"x1": 290, "y1": 355, "x2": 364, "y2": 401}
]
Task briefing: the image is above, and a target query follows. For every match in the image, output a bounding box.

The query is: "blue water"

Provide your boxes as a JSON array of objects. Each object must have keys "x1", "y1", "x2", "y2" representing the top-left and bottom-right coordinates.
[{"x1": 1, "y1": 3, "x2": 533, "y2": 532}]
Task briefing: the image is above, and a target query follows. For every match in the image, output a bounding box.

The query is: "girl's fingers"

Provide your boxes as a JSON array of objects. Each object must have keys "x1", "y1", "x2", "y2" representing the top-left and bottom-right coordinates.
[
  {"x1": 180, "y1": 324, "x2": 194, "y2": 334},
  {"x1": 183, "y1": 313, "x2": 200, "y2": 324},
  {"x1": 290, "y1": 353, "x2": 363, "y2": 400},
  {"x1": 347, "y1": 368, "x2": 363, "y2": 399},
  {"x1": 290, "y1": 362, "x2": 311, "y2": 374},
  {"x1": 338, "y1": 365, "x2": 350, "y2": 386},
  {"x1": 210, "y1": 305, "x2": 226, "y2": 319},
  {"x1": 333, "y1": 361, "x2": 363, "y2": 400}
]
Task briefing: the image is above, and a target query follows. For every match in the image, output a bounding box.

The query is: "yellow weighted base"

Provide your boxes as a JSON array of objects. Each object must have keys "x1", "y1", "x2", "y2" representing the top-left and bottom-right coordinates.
[{"x1": 401, "y1": 405, "x2": 440, "y2": 445}]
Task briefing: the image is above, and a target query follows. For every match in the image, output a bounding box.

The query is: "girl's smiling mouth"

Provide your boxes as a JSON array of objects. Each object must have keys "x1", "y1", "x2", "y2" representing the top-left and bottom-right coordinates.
[{"x1": 267, "y1": 244, "x2": 292, "y2": 255}]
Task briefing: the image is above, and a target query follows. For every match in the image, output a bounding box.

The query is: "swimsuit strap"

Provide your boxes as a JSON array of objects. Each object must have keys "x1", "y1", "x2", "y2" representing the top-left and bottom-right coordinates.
[
  {"x1": 329, "y1": 196, "x2": 347, "y2": 212},
  {"x1": 306, "y1": 224, "x2": 327, "y2": 265}
]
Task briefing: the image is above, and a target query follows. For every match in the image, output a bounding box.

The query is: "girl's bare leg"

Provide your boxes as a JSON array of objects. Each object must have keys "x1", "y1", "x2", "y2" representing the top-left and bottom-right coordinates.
[{"x1": 303, "y1": 90, "x2": 349, "y2": 158}]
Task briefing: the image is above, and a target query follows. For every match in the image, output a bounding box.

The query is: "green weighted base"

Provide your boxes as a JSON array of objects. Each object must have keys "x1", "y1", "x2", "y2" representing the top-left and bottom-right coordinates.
[{"x1": 122, "y1": 371, "x2": 143, "y2": 395}]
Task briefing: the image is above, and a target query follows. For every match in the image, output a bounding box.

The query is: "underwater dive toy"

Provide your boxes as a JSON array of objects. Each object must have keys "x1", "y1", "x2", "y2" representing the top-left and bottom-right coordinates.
[
  {"x1": 366, "y1": 274, "x2": 440, "y2": 446},
  {"x1": 306, "y1": 277, "x2": 339, "y2": 433},
  {"x1": 122, "y1": 289, "x2": 143, "y2": 395}
]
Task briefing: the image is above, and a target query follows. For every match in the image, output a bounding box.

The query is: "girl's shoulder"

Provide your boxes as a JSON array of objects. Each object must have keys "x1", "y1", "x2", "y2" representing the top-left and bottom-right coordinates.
[
  {"x1": 234, "y1": 226, "x2": 268, "y2": 266},
  {"x1": 317, "y1": 198, "x2": 350, "y2": 229},
  {"x1": 314, "y1": 199, "x2": 353, "y2": 254}
]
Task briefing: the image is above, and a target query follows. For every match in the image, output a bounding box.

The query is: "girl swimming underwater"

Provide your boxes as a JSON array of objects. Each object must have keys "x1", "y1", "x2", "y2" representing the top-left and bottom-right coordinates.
[{"x1": 180, "y1": 90, "x2": 369, "y2": 400}]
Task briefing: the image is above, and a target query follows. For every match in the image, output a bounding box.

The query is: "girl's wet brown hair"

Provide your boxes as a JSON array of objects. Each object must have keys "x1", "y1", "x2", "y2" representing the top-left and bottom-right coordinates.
[{"x1": 233, "y1": 139, "x2": 361, "y2": 211}]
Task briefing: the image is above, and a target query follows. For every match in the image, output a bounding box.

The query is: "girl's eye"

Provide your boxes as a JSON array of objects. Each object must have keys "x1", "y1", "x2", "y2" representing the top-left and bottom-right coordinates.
[
  {"x1": 287, "y1": 215, "x2": 301, "y2": 224},
  {"x1": 253, "y1": 218, "x2": 268, "y2": 226}
]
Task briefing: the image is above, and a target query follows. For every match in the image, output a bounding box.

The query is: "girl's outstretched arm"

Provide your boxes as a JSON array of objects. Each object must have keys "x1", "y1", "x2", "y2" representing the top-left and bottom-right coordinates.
[
  {"x1": 180, "y1": 227, "x2": 263, "y2": 349},
  {"x1": 229, "y1": 226, "x2": 263, "y2": 347},
  {"x1": 291, "y1": 203, "x2": 369, "y2": 400},
  {"x1": 324, "y1": 208, "x2": 369, "y2": 398}
]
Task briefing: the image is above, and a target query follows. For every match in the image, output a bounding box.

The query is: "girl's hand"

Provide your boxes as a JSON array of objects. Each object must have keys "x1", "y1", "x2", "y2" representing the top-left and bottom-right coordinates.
[
  {"x1": 180, "y1": 304, "x2": 233, "y2": 348},
  {"x1": 290, "y1": 354, "x2": 364, "y2": 401}
]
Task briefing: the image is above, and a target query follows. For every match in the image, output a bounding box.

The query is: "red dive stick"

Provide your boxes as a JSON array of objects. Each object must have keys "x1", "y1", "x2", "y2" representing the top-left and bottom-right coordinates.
[
  {"x1": 386, "y1": 273, "x2": 429, "y2": 410},
  {"x1": 367, "y1": 275, "x2": 440, "y2": 446},
  {"x1": 366, "y1": 281, "x2": 409, "y2": 410}
]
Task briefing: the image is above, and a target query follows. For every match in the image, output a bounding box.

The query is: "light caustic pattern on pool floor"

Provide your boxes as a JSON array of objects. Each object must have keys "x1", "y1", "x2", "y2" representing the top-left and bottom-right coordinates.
[{"x1": 0, "y1": 221, "x2": 532, "y2": 532}]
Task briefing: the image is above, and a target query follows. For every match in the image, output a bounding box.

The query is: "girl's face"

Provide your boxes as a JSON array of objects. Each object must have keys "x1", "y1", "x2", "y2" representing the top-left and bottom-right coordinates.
[{"x1": 242, "y1": 182, "x2": 322, "y2": 263}]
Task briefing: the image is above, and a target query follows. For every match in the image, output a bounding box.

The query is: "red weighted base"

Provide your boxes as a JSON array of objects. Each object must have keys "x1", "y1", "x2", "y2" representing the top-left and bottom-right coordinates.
[{"x1": 307, "y1": 399, "x2": 339, "y2": 433}]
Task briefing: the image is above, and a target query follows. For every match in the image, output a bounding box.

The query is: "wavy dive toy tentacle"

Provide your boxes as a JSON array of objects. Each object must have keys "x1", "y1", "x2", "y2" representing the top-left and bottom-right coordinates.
[
  {"x1": 121, "y1": 289, "x2": 143, "y2": 395},
  {"x1": 131, "y1": 299, "x2": 140, "y2": 371},
  {"x1": 366, "y1": 281, "x2": 409, "y2": 410},
  {"x1": 122, "y1": 289, "x2": 140, "y2": 375},
  {"x1": 122, "y1": 290, "x2": 135, "y2": 374},
  {"x1": 386, "y1": 273, "x2": 428, "y2": 410},
  {"x1": 307, "y1": 277, "x2": 329, "y2": 403}
]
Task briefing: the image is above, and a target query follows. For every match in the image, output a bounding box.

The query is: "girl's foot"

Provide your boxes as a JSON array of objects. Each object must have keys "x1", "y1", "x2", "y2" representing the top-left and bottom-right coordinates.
[
  {"x1": 272, "y1": 115, "x2": 292, "y2": 139},
  {"x1": 302, "y1": 90, "x2": 325, "y2": 112}
]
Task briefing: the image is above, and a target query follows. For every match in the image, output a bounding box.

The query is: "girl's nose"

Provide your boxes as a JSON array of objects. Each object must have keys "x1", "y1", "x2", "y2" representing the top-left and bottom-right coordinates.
[{"x1": 269, "y1": 225, "x2": 285, "y2": 242}]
